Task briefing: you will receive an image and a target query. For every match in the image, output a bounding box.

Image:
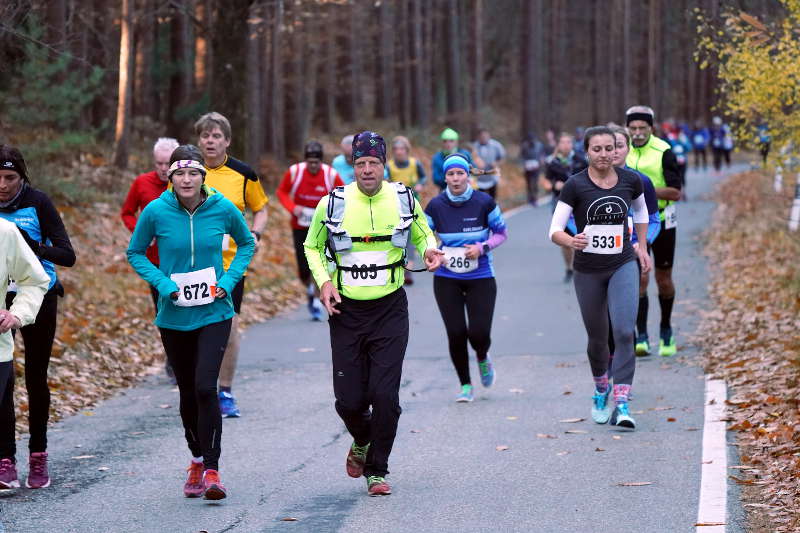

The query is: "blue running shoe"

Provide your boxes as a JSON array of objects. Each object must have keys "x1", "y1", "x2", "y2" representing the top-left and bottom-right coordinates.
[
  {"x1": 219, "y1": 391, "x2": 241, "y2": 418},
  {"x1": 478, "y1": 356, "x2": 496, "y2": 388},
  {"x1": 591, "y1": 387, "x2": 613, "y2": 424},
  {"x1": 610, "y1": 402, "x2": 636, "y2": 429},
  {"x1": 455, "y1": 384, "x2": 474, "y2": 403}
]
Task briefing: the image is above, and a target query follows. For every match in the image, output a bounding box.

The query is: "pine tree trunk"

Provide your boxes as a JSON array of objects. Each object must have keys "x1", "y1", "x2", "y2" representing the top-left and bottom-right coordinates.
[
  {"x1": 113, "y1": 0, "x2": 134, "y2": 169},
  {"x1": 245, "y1": 1, "x2": 263, "y2": 168}
]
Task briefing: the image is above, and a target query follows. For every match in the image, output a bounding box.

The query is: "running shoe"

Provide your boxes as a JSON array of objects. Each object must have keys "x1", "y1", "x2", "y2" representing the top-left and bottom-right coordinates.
[
  {"x1": 478, "y1": 356, "x2": 496, "y2": 388},
  {"x1": 659, "y1": 328, "x2": 677, "y2": 357},
  {"x1": 26, "y1": 452, "x2": 50, "y2": 489},
  {"x1": 184, "y1": 461, "x2": 204, "y2": 498},
  {"x1": 0, "y1": 458, "x2": 19, "y2": 489},
  {"x1": 366, "y1": 476, "x2": 391, "y2": 496},
  {"x1": 610, "y1": 403, "x2": 636, "y2": 429},
  {"x1": 455, "y1": 384, "x2": 474, "y2": 403},
  {"x1": 219, "y1": 391, "x2": 241, "y2": 418},
  {"x1": 346, "y1": 442, "x2": 369, "y2": 478},
  {"x1": 310, "y1": 298, "x2": 323, "y2": 321},
  {"x1": 563, "y1": 270, "x2": 573, "y2": 283},
  {"x1": 202, "y1": 469, "x2": 227, "y2": 500},
  {"x1": 591, "y1": 388, "x2": 613, "y2": 424},
  {"x1": 635, "y1": 334, "x2": 651, "y2": 356}
]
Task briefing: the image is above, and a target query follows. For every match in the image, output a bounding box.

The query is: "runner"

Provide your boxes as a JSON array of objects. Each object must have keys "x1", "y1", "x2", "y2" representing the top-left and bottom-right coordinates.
[
  {"x1": 520, "y1": 132, "x2": 545, "y2": 205},
  {"x1": 545, "y1": 133, "x2": 588, "y2": 282},
  {"x1": 121, "y1": 137, "x2": 178, "y2": 382},
  {"x1": 473, "y1": 128, "x2": 506, "y2": 199},
  {"x1": 607, "y1": 125, "x2": 661, "y2": 364},
  {"x1": 0, "y1": 145, "x2": 76, "y2": 489},
  {"x1": 331, "y1": 135, "x2": 356, "y2": 185},
  {"x1": 195, "y1": 111, "x2": 268, "y2": 418},
  {"x1": 432, "y1": 128, "x2": 473, "y2": 191},
  {"x1": 387, "y1": 136, "x2": 427, "y2": 285},
  {"x1": 709, "y1": 116, "x2": 734, "y2": 172},
  {"x1": 276, "y1": 141, "x2": 343, "y2": 320},
  {"x1": 127, "y1": 145, "x2": 255, "y2": 500},
  {"x1": 691, "y1": 121, "x2": 710, "y2": 170},
  {"x1": 0, "y1": 217, "x2": 49, "y2": 490},
  {"x1": 548, "y1": 126, "x2": 652, "y2": 429},
  {"x1": 625, "y1": 106, "x2": 683, "y2": 357},
  {"x1": 425, "y1": 153, "x2": 508, "y2": 402},
  {"x1": 304, "y1": 131, "x2": 443, "y2": 496}
]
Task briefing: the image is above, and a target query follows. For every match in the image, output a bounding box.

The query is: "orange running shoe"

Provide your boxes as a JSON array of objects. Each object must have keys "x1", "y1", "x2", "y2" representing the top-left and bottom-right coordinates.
[
  {"x1": 202, "y1": 469, "x2": 227, "y2": 500},
  {"x1": 183, "y1": 461, "x2": 204, "y2": 498}
]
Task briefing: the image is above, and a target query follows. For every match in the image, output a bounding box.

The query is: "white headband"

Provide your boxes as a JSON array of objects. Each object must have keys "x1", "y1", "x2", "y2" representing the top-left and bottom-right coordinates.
[{"x1": 168, "y1": 159, "x2": 206, "y2": 177}]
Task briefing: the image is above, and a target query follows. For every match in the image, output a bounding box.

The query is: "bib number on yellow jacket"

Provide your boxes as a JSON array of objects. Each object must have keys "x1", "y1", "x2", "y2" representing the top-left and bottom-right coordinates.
[
  {"x1": 340, "y1": 251, "x2": 389, "y2": 287},
  {"x1": 170, "y1": 267, "x2": 217, "y2": 307}
]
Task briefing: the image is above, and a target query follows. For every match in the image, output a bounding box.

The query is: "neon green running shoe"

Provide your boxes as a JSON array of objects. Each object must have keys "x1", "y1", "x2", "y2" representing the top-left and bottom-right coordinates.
[
  {"x1": 367, "y1": 475, "x2": 391, "y2": 496},
  {"x1": 659, "y1": 329, "x2": 677, "y2": 357},
  {"x1": 635, "y1": 334, "x2": 650, "y2": 356},
  {"x1": 455, "y1": 384, "x2": 474, "y2": 403}
]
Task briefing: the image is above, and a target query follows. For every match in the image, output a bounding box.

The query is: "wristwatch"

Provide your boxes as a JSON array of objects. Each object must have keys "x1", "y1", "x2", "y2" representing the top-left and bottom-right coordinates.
[
  {"x1": 482, "y1": 243, "x2": 490, "y2": 255},
  {"x1": 251, "y1": 230, "x2": 262, "y2": 242}
]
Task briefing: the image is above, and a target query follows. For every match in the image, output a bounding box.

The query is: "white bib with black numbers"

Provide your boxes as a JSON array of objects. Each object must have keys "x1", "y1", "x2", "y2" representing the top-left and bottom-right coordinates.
[
  {"x1": 663, "y1": 203, "x2": 677, "y2": 230},
  {"x1": 170, "y1": 267, "x2": 217, "y2": 307},
  {"x1": 297, "y1": 207, "x2": 316, "y2": 228},
  {"x1": 339, "y1": 250, "x2": 389, "y2": 287},
  {"x1": 583, "y1": 224, "x2": 624, "y2": 254},
  {"x1": 442, "y1": 246, "x2": 479, "y2": 274}
]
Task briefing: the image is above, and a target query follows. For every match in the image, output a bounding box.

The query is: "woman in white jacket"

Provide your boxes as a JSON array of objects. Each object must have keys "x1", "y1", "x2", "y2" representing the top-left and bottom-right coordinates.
[{"x1": 0, "y1": 217, "x2": 49, "y2": 488}]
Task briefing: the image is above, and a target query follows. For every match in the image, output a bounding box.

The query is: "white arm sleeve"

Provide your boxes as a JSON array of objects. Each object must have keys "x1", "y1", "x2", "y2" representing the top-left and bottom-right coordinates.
[
  {"x1": 631, "y1": 194, "x2": 648, "y2": 224},
  {"x1": 548, "y1": 200, "x2": 573, "y2": 241}
]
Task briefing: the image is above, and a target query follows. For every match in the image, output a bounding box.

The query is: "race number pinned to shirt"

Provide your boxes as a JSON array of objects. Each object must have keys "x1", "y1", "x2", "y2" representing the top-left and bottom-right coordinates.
[
  {"x1": 297, "y1": 207, "x2": 316, "y2": 228},
  {"x1": 221, "y1": 234, "x2": 231, "y2": 251},
  {"x1": 339, "y1": 251, "x2": 389, "y2": 287},
  {"x1": 442, "y1": 246, "x2": 479, "y2": 274},
  {"x1": 583, "y1": 224, "x2": 623, "y2": 254},
  {"x1": 170, "y1": 267, "x2": 217, "y2": 307},
  {"x1": 663, "y1": 203, "x2": 677, "y2": 230}
]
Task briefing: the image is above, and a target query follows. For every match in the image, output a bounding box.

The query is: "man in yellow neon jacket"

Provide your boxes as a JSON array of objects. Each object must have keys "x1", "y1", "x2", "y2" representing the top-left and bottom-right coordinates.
[{"x1": 304, "y1": 131, "x2": 443, "y2": 497}]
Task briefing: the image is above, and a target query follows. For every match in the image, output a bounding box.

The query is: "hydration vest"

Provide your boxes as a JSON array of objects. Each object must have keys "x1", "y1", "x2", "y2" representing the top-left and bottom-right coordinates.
[{"x1": 323, "y1": 182, "x2": 419, "y2": 290}]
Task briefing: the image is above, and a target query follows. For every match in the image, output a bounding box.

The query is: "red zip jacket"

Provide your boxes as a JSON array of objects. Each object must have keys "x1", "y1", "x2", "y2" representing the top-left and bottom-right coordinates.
[
  {"x1": 276, "y1": 163, "x2": 343, "y2": 230},
  {"x1": 120, "y1": 171, "x2": 168, "y2": 265}
]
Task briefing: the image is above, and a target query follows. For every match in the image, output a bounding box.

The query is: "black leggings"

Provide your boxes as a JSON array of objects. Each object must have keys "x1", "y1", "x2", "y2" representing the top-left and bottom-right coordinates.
[
  {"x1": 0, "y1": 361, "x2": 15, "y2": 460},
  {"x1": 3, "y1": 289, "x2": 58, "y2": 456},
  {"x1": 433, "y1": 276, "x2": 497, "y2": 386},
  {"x1": 159, "y1": 319, "x2": 231, "y2": 471}
]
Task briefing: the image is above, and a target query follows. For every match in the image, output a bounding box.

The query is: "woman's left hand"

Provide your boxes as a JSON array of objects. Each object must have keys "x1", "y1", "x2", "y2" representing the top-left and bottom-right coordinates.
[
  {"x1": 464, "y1": 243, "x2": 483, "y2": 260},
  {"x1": 216, "y1": 287, "x2": 228, "y2": 299}
]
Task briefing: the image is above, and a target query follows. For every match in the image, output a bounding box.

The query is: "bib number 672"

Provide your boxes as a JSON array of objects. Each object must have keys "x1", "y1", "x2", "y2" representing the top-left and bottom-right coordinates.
[{"x1": 183, "y1": 282, "x2": 211, "y2": 301}]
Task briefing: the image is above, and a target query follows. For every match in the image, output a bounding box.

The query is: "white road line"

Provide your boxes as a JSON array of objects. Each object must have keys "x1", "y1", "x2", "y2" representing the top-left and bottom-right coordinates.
[{"x1": 696, "y1": 377, "x2": 728, "y2": 532}]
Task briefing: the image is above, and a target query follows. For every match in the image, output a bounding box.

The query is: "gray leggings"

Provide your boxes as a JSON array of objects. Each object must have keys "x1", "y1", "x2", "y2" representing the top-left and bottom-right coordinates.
[{"x1": 573, "y1": 260, "x2": 639, "y2": 385}]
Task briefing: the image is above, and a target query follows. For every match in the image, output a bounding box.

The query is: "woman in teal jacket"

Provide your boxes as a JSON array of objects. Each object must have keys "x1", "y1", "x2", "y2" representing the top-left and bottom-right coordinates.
[{"x1": 127, "y1": 145, "x2": 254, "y2": 501}]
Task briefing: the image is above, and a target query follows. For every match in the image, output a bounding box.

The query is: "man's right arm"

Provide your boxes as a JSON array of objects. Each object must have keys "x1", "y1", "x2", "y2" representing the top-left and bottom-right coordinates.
[{"x1": 303, "y1": 199, "x2": 332, "y2": 290}]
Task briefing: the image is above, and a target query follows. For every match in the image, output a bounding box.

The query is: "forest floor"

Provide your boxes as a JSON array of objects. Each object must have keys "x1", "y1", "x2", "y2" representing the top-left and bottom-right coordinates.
[
  {"x1": 11, "y1": 135, "x2": 530, "y2": 437},
  {"x1": 696, "y1": 168, "x2": 800, "y2": 532}
]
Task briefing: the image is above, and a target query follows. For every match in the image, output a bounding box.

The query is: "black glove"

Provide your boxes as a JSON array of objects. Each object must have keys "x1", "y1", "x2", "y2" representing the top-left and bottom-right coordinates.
[{"x1": 16, "y1": 227, "x2": 41, "y2": 256}]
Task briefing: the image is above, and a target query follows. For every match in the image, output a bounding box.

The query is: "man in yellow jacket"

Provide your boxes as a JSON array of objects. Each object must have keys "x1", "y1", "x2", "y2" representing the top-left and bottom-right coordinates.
[
  {"x1": 304, "y1": 131, "x2": 444, "y2": 497},
  {"x1": 0, "y1": 217, "x2": 49, "y2": 489}
]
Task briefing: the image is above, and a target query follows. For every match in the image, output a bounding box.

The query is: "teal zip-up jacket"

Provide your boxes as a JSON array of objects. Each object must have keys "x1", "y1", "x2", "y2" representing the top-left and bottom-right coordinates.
[{"x1": 127, "y1": 186, "x2": 255, "y2": 331}]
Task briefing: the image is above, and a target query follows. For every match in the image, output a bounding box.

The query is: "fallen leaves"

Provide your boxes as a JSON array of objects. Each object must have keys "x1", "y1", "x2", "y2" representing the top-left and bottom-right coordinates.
[
  {"x1": 616, "y1": 482, "x2": 653, "y2": 487},
  {"x1": 694, "y1": 169, "x2": 800, "y2": 532},
  {"x1": 495, "y1": 445, "x2": 510, "y2": 451},
  {"x1": 559, "y1": 418, "x2": 585, "y2": 423},
  {"x1": 536, "y1": 433, "x2": 557, "y2": 439}
]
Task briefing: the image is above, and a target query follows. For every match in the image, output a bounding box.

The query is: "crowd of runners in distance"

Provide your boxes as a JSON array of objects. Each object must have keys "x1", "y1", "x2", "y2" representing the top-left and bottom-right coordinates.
[{"x1": 0, "y1": 102, "x2": 708, "y2": 499}]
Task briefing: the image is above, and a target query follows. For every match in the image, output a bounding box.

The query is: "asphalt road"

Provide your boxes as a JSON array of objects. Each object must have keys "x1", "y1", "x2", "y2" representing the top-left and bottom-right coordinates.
[{"x1": 1, "y1": 165, "x2": 747, "y2": 533}]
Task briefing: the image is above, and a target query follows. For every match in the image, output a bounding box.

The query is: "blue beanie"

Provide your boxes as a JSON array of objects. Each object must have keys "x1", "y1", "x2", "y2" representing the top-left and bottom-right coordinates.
[{"x1": 442, "y1": 154, "x2": 470, "y2": 174}]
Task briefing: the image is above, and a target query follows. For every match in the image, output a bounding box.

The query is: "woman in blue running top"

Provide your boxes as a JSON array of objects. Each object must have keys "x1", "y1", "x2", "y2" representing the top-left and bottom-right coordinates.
[
  {"x1": 127, "y1": 145, "x2": 254, "y2": 501},
  {"x1": 548, "y1": 126, "x2": 651, "y2": 430},
  {"x1": 425, "y1": 154, "x2": 508, "y2": 403}
]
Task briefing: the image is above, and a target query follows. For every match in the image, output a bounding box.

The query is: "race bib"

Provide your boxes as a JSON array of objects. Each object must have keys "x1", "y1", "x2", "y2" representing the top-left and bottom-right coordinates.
[
  {"x1": 664, "y1": 203, "x2": 677, "y2": 230},
  {"x1": 170, "y1": 267, "x2": 217, "y2": 307},
  {"x1": 221, "y1": 234, "x2": 230, "y2": 251},
  {"x1": 297, "y1": 207, "x2": 315, "y2": 228},
  {"x1": 442, "y1": 246, "x2": 479, "y2": 274},
  {"x1": 524, "y1": 160, "x2": 540, "y2": 172},
  {"x1": 339, "y1": 251, "x2": 389, "y2": 287},
  {"x1": 584, "y1": 224, "x2": 624, "y2": 254}
]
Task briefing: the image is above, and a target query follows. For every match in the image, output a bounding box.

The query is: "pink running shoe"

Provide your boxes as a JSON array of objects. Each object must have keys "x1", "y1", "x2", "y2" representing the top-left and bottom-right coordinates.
[
  {"x1": 0, "y1": 457, "x2": 19, "y2": 489},
  {"x1": 183, "y1": 461, "x2": 204, "y2": 498},
  {"x1": 202, "y1": 469, "x2": 227, "y2": 500},
  {"x1": 26, "y1": 452, "x2": 50, "y2": 489}
]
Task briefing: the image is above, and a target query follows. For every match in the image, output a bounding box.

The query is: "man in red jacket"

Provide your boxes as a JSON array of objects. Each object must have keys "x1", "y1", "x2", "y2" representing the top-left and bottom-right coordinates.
[
  {"x1": 121, "y1": 138, "x2": 178, "y2": 379},
  {"x1": 276, "y1": 141, "x2": 343, "y2": 320}
]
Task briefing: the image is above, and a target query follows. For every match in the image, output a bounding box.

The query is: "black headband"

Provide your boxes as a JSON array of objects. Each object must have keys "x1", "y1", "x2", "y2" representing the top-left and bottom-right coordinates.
[
  {"x1": 0, "y1": 159, "x2": 23, "y2": 174},
  {"x1": 626, "y1": 112, "x2": 654, "y2": 127}
]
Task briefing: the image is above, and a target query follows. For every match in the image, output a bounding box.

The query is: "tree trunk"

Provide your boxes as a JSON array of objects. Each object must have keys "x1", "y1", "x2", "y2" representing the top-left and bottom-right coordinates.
[
  {"x1": 245, "y1": 1, "x2": 263, "y2": 168},
  {"x1": 133, "y1": 0, "x2": 154, "y2": 118},
  {"x1": 46, "y1": 0, "x2": 67, "y2": 49},
  {"x1": 267, "y1": 0, "x2": 285, "y2": 159},
  {"x1": 113, "y1": 0, "x2": 134, "y2": 169},
  {"x1": 375, "y1": 0, "x2": 393, "y2": 119},
  {"x1": 194, "y1": 0, "x2": 214, "y2": 102},
  {"x1": 521, "y1": 0, "x2": 537, "y2": 137},
  {"x1": 318, "y1": 4, "x2": 336, "y2": 132},
  {"x1": 647, "y1": 0, "x2": 659, "y2": 108},
  {"x1": 444, "y1": 0, "x2": 461, "y2": 115},
  {"x1": 410, "y1": 0, "x2": 427, "y2": 127},
  {"x1": 468, "y1": 0, "x2": 483, "y2": 129}
]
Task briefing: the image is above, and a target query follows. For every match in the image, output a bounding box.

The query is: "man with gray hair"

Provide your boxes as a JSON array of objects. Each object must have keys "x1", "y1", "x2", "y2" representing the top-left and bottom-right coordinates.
[{"x1": 121, "y1": 137, "x2": 179, "y2": 380}]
